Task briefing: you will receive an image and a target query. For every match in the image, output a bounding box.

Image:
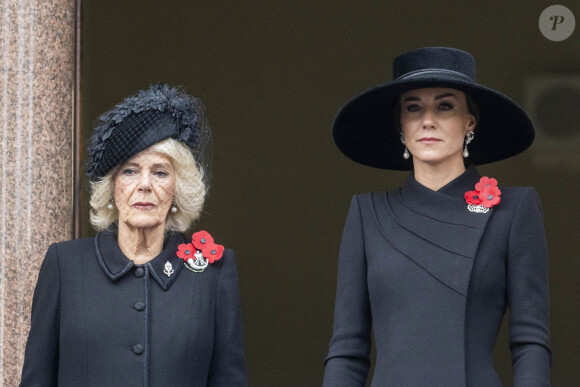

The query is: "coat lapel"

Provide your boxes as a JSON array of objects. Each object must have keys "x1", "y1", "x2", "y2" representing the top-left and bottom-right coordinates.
[
  {"x1": 371, "y1": 166, "x2": 494, "y2": 296},
  {"x1": 96, "y1": 231, "x2": 185, "y2": 290}
]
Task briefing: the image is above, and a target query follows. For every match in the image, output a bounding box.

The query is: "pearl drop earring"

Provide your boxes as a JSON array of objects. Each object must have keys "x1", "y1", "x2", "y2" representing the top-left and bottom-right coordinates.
[
  {"x1": 463, "y1": 130, "x2": 475, "y2": 158},
  {"x1": 107, "y1": 197, "x2": 114, "y2": 210},
  {"x1": 400, "y1": 133, "x2": 410, "y2": 159}
]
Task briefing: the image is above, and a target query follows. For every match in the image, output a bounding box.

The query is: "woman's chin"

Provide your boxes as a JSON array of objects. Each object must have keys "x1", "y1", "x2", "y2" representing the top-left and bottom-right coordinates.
[
  {"x1": 121, "y1": 217, "x2": 165, "y2": 232},
  {"x1": 411, "y1": 152, "x2": 463, "y2": 167}
]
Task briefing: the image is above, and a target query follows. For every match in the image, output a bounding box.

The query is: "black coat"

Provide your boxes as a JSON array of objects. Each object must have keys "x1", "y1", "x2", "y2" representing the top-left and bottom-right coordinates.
[
  {"x1": 323, "y1": 166, "x2": 551, "y2": 387},
  {"x1": 21, "y1": 231, "x2": 247, "y2": 387}
]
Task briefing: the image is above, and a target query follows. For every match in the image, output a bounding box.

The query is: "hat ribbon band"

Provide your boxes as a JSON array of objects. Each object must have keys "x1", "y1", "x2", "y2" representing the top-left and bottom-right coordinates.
[{"x1": 396, "y1": 68, "x2": 475, "y2": 83}]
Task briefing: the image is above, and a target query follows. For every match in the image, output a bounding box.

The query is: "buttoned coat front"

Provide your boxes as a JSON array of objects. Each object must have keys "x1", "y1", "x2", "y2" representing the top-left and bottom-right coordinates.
[
  {"x1": 323, "y1": 167, "x2": 551, "y2": 387},
  {"x1": 21, "y1": 232, "x2": 247, "y2": 387}
]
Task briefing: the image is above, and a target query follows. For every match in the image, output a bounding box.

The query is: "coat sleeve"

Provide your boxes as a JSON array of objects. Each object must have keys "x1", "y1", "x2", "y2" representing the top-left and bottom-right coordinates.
[
  {"x1": 208, "y1": 249, "x2": 248, "y2": 387},
  {"x1": 323, "y1": 195, "x2": 371, "y2": 387},
  {"x1": 20, "y1": 243, "x2": 61, "y2": 387},
  {"x1": 507, "y1": 188, "x2": 551, "y2": 387}
]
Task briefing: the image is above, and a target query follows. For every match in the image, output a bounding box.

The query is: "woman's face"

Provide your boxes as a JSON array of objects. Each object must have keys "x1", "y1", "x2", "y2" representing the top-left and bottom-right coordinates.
[
  {"x1": 114, "y1": 149, "x2": 176, "y2": 231},
  {"x1": 400, "y1": 87, "x2": 476, "y2": 168}
]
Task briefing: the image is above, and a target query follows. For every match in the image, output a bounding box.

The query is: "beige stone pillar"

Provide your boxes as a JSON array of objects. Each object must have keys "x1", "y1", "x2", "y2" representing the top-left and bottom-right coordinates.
[{"x1": 0, "y1": 0, "x2": 75, "y2": 384}]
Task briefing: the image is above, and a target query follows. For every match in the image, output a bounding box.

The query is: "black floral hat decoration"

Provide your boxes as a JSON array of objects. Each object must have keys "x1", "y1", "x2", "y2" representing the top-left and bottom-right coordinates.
[
  {"x1": 332, "y1": 47, "x2": 535, "y2": 170},
  {"x1": 87, "y1": 83, "x2": 212, "y2": 183}
]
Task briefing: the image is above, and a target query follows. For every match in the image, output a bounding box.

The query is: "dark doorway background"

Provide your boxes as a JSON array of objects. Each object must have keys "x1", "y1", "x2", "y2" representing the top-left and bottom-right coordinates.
[{"x1": 81, "y1": 1, "x2": 579, "y2": 385}]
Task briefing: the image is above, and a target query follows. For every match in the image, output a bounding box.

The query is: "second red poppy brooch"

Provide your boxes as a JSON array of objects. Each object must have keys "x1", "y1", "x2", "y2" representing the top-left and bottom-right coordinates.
[
  {"x1": 465, "y1": 176, "x2": 501, "y2": 213},
  {"x1": 176, "y1": 230, "x2": 224, "y2": 272}
]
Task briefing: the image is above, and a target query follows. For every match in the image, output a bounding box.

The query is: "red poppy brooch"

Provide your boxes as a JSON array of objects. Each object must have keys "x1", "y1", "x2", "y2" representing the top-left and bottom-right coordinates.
[
  {"x1": 465, "y1": 176, "x2": 501, "y2": 213},
  {"x1": 177, "y1": 230, "x2": 224, "y2": 272}
]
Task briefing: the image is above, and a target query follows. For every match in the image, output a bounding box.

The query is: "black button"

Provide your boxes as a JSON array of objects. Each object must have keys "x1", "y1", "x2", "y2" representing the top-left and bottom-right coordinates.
[
  {"x1": 134, "y1": 267, "x2": 144, "y2": 277},
  {"x1": 132, "y1": 344, "x2": 144, "y2": 355},
  {"x1": 134, "y1": 302, "x2": 145, "y2": 311}
]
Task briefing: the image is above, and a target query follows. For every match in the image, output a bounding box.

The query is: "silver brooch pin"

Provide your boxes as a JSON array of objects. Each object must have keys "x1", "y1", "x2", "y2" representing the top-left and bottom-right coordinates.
[
  {"x1": 163, "y1": 261, "x2": 175, "y2": 277},
  {"x1": 186, "y1": 250, "x2": 209, "y2": 273},
  {"x1": 467, "y1": 204, "x2": 490, "y2": 213}
]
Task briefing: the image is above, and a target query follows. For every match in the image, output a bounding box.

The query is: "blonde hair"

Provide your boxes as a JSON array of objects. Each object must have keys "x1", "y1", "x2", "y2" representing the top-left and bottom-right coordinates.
[{"x1": 89, "y1": 138, "x2": 206, "y2": 232}]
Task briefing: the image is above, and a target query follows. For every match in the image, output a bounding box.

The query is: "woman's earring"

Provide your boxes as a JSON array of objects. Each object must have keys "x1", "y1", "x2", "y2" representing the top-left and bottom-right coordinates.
[
  {"x1": 107, "y1": 197, "x2": 114, "y2": 210},
  {"x1": 400, "y1": 133, "x2": 410, "y2": 160},
  {"x1": 463, "y1": 130, "x2": 475, "y2": 158},
  {"x1": 171, "y1": 201, "x2": 178, "y2": 213}
]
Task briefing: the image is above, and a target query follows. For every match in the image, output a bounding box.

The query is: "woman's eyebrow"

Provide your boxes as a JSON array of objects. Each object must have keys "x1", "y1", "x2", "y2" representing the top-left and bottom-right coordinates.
[
  {"x1": 151, "y1": 162, "x2": 172, "y2": 169},
  {"x1": 434, "y1": 93, "x2": 457, "y2": 100},
  {"x1": 402, "y1": 96, "x2": 421, "y2": 102},
  {"x1": 120, "y1": 162, "x2": 139, "y2": 168}
]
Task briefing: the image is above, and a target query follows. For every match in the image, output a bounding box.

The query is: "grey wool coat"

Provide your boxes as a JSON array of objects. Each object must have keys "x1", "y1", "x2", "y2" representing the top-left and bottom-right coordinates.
[
  {"x1": 20, "y1": 231, "x2": 247, "y2": 387},
  {"x1": 323, "y1": 166, "x2": 551, "y2": 387}
]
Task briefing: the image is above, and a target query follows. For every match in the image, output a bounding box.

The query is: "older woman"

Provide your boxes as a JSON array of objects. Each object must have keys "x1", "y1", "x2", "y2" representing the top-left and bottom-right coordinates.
[
  {"x1": 323, "y1": 47, "x2": 551, "y2": 386},
  {"x1": 21, "y1": 84, "x2": 247, "y2": 386}
]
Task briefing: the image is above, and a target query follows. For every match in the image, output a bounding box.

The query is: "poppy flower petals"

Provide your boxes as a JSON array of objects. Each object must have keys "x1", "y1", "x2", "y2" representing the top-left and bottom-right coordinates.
[
  {"x1": 176, "y1": 243, "x2": 196, "y2": 260},
  {"x1": 465, "y1": 190, "x2": 482, "y2": 205},
  {"x1": 479, "y1": 186, "x2": 501, "y2": 208},
  {"x1": 192, "y1": 230, "x2": 215, "y2": 250},
  {"x1": 205, "y1": 244, "x2": 224, "y2": 263},
  {"x1": 466, "y1": 177, "x2": 501, "y2": 209},
  {"x1": 474, "y1": 176, "x2": 498, "y2": 192},
  {"x1": 186, "y1": 230, "x2": 224, "y2": 264}
]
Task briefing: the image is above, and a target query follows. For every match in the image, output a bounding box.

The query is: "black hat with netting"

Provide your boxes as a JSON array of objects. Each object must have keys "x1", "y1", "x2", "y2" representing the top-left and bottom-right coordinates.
[{"x1": 87, "y1": 83, "x2": 212, "y2": 186}]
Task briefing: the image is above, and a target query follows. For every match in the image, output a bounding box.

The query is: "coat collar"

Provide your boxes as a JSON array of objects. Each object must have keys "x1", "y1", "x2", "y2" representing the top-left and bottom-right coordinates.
[
  {"x1": 371, "y1": 166, "x2": 494, "y2": 296},
  {"x1": 95, "y1": 231, "x2": 186, "y2": 290},
  {"x1": 399, "y1": 165, "x2": 491, "y2": 228}
]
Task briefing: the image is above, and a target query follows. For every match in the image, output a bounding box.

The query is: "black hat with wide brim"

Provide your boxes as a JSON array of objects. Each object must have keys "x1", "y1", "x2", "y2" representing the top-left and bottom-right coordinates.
[{"x1": 332, "y1": 47, "x2": 535, "y2": 170}]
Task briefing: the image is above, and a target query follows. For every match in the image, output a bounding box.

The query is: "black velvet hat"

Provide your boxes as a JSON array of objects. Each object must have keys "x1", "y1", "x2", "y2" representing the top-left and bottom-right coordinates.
[
  {"x1": 87, "y1": 83, "x2": 211, "y2": 182},
  {"x1": 332, "y1": 47, "x2": 535, "y2": 170}
]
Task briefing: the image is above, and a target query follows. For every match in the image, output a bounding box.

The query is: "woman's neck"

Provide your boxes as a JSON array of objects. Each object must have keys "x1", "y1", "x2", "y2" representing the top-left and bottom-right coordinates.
[
  {"x1": 117, "y1": 223, "x2": 165, "y2": 265},
  {"x1": 413, "y1": 159, "x2": 466, "y2": 191}
]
